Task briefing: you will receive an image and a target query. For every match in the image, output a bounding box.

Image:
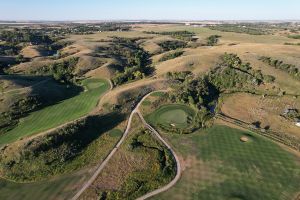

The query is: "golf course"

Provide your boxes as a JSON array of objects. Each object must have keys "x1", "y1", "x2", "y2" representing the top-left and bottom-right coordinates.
[
  {"x1": 151, "y1": 125, "x2": 300, "y2": 200},
  {"x1": 1, "y1": 18, "x2": 300, "y2": 200},
  {"x1": 0, "y1": 79, "x2": 110, "y2": 145}
]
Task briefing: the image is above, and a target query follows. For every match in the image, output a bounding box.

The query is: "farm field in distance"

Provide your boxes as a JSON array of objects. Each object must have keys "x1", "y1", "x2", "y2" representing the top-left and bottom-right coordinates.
[{"x1": 0, "y1": 20, "x2": 300, "y2": 200}]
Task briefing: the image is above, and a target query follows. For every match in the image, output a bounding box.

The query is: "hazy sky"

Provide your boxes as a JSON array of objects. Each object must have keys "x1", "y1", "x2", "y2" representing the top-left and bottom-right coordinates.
[{"x1": 1, "y1": 0, "x2": 300, "y2": 21}]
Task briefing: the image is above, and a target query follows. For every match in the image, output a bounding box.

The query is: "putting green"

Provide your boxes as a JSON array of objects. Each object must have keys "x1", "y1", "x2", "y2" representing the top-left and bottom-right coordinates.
[
  {"x1": 0, "y1": 79, "x2": 110, "y2": 145},
  {"x1": 147, "y1": 104, "x2": 196, "y2": 129},
  {"x1": 159, "y1": 109, "x2": 189, "y2": 124}
]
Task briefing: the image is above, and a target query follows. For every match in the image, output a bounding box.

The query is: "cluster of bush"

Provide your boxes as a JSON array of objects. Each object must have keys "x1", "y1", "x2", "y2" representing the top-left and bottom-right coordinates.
[
  {"x1": 165, "y1": 71, "x2": 193, "y2": 82},
  {"x1": 57, "y1": 23, "x2": 131, "y2": 35},
  {"x1": 259, "y1": 56, "x2": 300, "y2": 80},
  {"x1": 164, "y1": 53, "x2": 277, "y2": 133},
  {"x1": 209, "y1": 53, "x2": 275, "y2": 91},
  {"x1": 144, "y1": 31, "x2": 196, "y2": 41},
  {"x1": 0, "y1": 112, "x2": 125, "y2": 182},
  {"x1": 99, "y1": 37, "x2": 153, "y2": 85},
  {"x1": 0, "y1": 44, "x2": 21, "y2": 56},
  {"x1": 158, "y1": 40, "x2": 187, "y2": 51},
  {"x1": 30, "y1": 57, "x2": 79, "y2": 83},
  {"x1": 159, "y1": 50, "x2": 184, "y2": 62},
  {"x1": 166, "y1": 72, "x2": 218, "y2": 131},
  {"x1": 288, "y1": 34, "x2": 300, "y2": 39},
  {"x1": 284, "y1": 42, "x2": 300, "y2": 46},
  {"x1": 206, "y1": 35, "x2": 221, "y2": 46},
  {"x1": 208, "y1": 24, "x2": 268, "y2": 35},
  {"x1": 0, "y1": 29, "x2": 53, "y2": 45}
]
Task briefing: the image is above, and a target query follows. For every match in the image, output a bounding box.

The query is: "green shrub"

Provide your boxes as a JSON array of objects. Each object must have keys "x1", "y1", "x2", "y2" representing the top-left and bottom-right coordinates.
[
  {"x1": 144, "y1": 31, "x2": 196, "y2": 41},
  {"x1": 288, "y1": 34, "x2": 300, "y2": 39},
  {"x1": 30, "y1": 57, "x2": 79, "y2": 83},
  {"x1": 159, "y1": 50, "x2": 184, "y2": 62},
  {"x1": 158, "y1": 40, "x2": 187, "y2": 51},
  {"x1": 259, "y1": 56, "x2": 300, "y2": 80},
  {"x1": 209, "y1": 24, "x2": 267, "y2": 35},
  {"x1": 206, "y1": 35, "x2": 221, "y2": 46}
]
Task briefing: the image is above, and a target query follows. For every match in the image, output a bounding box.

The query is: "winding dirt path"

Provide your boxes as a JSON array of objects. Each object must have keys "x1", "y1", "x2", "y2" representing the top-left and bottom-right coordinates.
[
  {"x1": 135, "y1": 110, "x2": 181, "y2": 200},
  {"x1": 72, "y1": 91, "x2": 181, "y2": 200},
  {"x1": 71, "y1": 91, "x2": 151, "y2": 200}
]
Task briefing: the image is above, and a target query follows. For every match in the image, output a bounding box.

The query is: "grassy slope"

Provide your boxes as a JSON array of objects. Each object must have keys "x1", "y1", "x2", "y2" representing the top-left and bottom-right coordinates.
[
  {"x1": 0, "y1": 79, "x2": 110, "y2": 145},
  {"x1": 152, "y1": 125, "x2": 300, "y2": 200}
]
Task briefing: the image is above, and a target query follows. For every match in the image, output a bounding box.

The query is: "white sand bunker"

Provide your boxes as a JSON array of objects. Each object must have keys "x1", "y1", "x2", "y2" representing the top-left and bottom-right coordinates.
[{"x1": 240, "y1": 136, "x2": 249, "y2": 143}]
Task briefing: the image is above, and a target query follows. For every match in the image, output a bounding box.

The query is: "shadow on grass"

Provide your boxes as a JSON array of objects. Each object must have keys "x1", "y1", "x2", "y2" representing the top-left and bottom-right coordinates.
[
  {"x1": 0, "y1": 112, "x2": 127, "y2": 182},
  {"x1": 31, "y1": 112, "x2": 127, "y2": 155}
]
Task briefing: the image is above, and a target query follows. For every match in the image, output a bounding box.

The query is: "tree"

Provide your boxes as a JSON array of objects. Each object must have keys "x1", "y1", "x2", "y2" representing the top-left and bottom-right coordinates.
[
  {"x1": 16, "y1": 54, "x2": 25, "y2": 63},
  {"x1": 206, "y1": 35, "x2": 221, "y2": 46},
  {"x1": 133, "y1": 70, "x2": 144, "y2": 79}
]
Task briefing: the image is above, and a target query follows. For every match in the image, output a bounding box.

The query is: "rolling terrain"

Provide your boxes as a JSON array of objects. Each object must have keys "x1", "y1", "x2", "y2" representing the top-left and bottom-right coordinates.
[{"x1": 0, "y1": 22, "x2": 300, "y2": 200}]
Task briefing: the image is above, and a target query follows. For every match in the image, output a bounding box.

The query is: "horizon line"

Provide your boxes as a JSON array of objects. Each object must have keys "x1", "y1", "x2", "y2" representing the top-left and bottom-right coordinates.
[{"x1": 1, "y1": 19, "x2": 300, "y2": 23}]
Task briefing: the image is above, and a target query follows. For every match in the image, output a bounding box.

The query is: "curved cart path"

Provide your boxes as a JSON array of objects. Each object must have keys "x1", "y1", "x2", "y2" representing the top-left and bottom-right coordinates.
[
  {"x1": 135, "y1": 110, "x2": 181, "y2": 200},
  {"x1": 72, "y1": 91, "x2": 181, "y2": 200}
]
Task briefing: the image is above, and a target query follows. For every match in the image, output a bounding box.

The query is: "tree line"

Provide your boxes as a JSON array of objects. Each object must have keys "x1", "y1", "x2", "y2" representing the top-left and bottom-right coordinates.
[
  {"x1": 165, "y1": 53, "x2": 277, "y2": 131},
  {"x1": 259, "y1": 56, "x2": 300, "y2": 81}
]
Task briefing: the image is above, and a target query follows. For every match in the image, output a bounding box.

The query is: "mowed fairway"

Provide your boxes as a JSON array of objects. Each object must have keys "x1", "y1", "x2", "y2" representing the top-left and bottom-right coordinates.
[
  {"x1": 0, "y1": 79, "x2": 110, "y2": 145},
  {"x1": 151, "y1": 125, "x2": 300, "y2": 200},
  {"x1": 146, "y1": 104, "x2": 196, "y2": 129},
  {"x1": 0, "y1": 168, "x2": 93, "y2": 200}
]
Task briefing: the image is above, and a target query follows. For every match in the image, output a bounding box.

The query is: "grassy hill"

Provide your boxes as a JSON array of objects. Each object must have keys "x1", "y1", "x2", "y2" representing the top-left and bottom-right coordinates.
[
  {"x1": 1, "y1": 23, "x2": 300, "y2": 200},
  {"x1": 0, "y1": 78, "x2": 110, "y2": 145}
]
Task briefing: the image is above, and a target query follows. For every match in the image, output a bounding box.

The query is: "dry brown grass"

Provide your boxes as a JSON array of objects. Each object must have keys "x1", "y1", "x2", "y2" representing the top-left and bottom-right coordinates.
[
  {"x1": 140, "y1": 35, "x2": 175, "y2": 55},
  {"x1": 99, "y1": 78, "x2": 167, "y2": 108},
  {"x1": 153, "y1": 42, "x2": 300, "y2": 93},
  {"x1": 20, "y1": 45, "x2": 42, "y2": 58},
  {"x1": 221, "y1": 93, "x2": 300, "y2": 138},
  {"x1": 84, "y1": 60, "x2": 116, "y2": 79}
]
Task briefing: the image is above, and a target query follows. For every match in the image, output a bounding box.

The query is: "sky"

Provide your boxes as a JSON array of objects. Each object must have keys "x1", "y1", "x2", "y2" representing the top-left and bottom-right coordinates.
[{"x1": 0, "y1": 0, "x2": 300, "y2": 21}]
